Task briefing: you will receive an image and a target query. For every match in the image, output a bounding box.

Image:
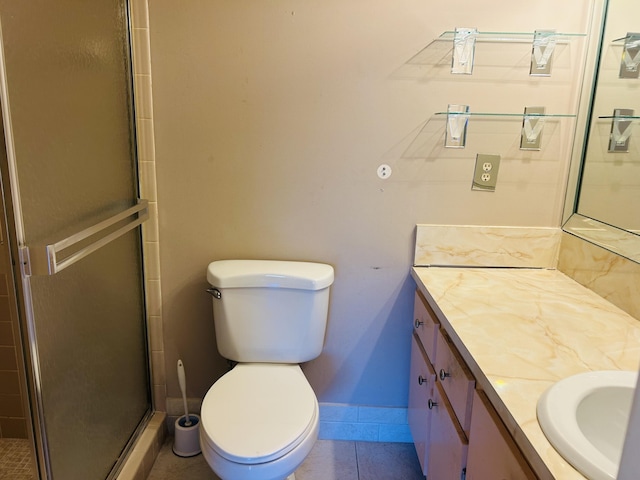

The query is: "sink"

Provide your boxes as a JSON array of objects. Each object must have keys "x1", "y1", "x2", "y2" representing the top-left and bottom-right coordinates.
[{"x1": 537, "y1": 370, "x2": 638, "y2": 480}]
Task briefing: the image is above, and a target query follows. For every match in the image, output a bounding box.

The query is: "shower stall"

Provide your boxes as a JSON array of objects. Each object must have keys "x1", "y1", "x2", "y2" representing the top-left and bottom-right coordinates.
[{"x1": 0, "y1": 1, "x2": 153, "y2": 479}]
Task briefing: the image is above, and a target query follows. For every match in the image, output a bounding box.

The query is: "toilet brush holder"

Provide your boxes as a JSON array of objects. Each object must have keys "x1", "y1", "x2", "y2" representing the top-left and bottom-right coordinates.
[{"x1": 173, "y1": 414, "x2": 201, "y2": 457}]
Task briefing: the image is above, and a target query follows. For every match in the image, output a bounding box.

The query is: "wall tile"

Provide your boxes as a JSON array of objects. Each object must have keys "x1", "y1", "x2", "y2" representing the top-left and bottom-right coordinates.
[
  {"x1": 0, "y1": 275, "x2": 7, "y2": 295},
  {"x1": 0, "y1": 322, "x2": 12, "y2": 346},
  {"x1": 136, "y1": 118, "x2": 156, "y2": 162},
  {"x1": 132, "y1": 29, "x2": 152, "y2": 76},
  {"x1": 0, "y1": 371, "x2": 19, "y2": 395},
  {"x1": 139, "y1": 161, "x2": 158, "y2": 202},
  {"x1": 0, "y1": 417, "x2": 27, "y2": 438},
  {"x1": 129, "y1": 0, "x2": 149, "y2": 29},
  {"x1": 319, "y1": 421, "x2": 379, "y2": 442},
  {"x1": 0, "y1": 297, "x2": 11, "y2": 322},
  {"x1": 319, "y1": 403, "x2": 358, "y2": 423},
  {"x1": 0, "y1": 346, "x2": 17, "y2": 370},
  {"x1": 0, "y1": 395, "x2": 23, "y2": 418},
  {"x1": 134, "y1": 75, "x2": 153, "y2": 120}
]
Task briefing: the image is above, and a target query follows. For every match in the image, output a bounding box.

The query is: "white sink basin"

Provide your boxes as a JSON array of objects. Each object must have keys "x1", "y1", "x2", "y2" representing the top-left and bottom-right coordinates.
[{"x1": 537, "y1": 370, "x2": 638, "y2": 480}]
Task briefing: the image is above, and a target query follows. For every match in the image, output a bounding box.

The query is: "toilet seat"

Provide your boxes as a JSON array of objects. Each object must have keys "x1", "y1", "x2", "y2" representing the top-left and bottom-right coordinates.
[{"x1": 200, "y1": 363, "x2": 318, "y2": 465}]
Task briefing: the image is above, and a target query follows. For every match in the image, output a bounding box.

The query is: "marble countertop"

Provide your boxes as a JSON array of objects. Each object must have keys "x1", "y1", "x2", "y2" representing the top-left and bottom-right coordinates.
[{"x1": 411, "y1": 266, "x2": 640, "y2": 480}]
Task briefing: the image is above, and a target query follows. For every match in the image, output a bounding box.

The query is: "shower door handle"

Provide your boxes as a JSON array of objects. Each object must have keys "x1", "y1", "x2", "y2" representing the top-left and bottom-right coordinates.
[{"x1": 19, "y1": 199, "x2": 149, "y2": 276}]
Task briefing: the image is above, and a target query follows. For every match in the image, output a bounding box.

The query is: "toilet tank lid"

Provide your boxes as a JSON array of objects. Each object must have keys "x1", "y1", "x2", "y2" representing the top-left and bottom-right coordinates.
[{"x1": 207, "y1": 260, "x2": 334, "y2": 290}]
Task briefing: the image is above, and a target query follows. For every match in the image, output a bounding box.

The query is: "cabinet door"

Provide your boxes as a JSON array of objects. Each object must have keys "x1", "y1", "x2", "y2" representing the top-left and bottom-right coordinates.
[
  {"x1": 408, "y1": 333, "x2": 435, "y2": 475},
  {"x1": 466, "y1": 390, "x2": 537, "y2": 480},
  {"x1": 435, "y1": 330, "x2": 475, "y2": 436},
  {"x1": 414, "y1": 290, "x2": 439, "y2": 362},
  {"x1": 427, "y1": 381, "x2": 468, "y2": 480}
]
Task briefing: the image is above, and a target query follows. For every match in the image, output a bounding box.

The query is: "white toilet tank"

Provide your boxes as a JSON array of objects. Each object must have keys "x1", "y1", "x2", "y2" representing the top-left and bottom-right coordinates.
[{"x1": 206, "y1": 260, "x2": 334, "y2": 363}]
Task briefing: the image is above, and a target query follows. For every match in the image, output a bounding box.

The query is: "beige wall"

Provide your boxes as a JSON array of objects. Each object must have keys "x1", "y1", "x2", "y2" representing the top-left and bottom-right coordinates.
[{"x1": 148, "y1": 0, "x2": 595, "y2": 407}]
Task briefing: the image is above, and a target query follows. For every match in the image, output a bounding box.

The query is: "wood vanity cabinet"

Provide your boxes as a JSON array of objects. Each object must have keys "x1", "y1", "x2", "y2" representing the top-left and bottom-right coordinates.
[
  {"x1": 409, "y1": 290, "x2": 470, "y2": 479},
  {"x1": 466, "y1": 390, "x2": 537, "y2": 480},
  {"x1": 409, "y1": 289, "x2": 536, "y2": 480}
]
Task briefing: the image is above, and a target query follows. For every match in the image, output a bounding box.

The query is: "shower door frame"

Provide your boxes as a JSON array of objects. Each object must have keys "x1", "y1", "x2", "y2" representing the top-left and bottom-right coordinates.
[{"x1": 0, "y1": 1, "x2": 154, "y2": 478}]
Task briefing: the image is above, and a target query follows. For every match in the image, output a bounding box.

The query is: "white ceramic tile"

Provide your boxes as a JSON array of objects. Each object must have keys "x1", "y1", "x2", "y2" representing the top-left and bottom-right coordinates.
[
  {"x1": 139, "y1": 161, "x2": 158, "y2": 201},
  {"x1": 318, "y1": 421, "x2": 379, "y2": 442},
  {"x1": 148, "y1": 315, "x2": 164, "y2": 352},
  {"x1": 136, "y1": 118, "x2": 156, "y2": 162},
  {"x1": 378, "y1": 424, "x2": 413, "y2": 443},
  {"x1": 129, "y1": 0, "x2": 149, "y2": 29},
  {"x1": 142, "y1": 202, "x2": 159, "y2": 242},
  {"x1": 134, "y1": 74, "x2": 153, "y2": 119},
  {"x1": 414, "y1": 224, "x2": 561, "y2": 268},
  {"x1": 153, "y1": 384, "x2": 167, "y2": 412},
  {"x1": 319, "y1": 403, "x2": 358, "y2": 422},
  {"x1": 151, "y1": 350, "x2": 166, "y2": 385},
  {"x1": 357, "y1": 406, "x2": 407, "y2": 425},
  {"x1": 143, "y1": 241, "x2": 161, "y2": 280},
  {"x1": 145, "y1": 279, "x2": 162, "y2": 317},
  {"x1": 132, "y1": 28, "x2": 152, "y2": 76}
]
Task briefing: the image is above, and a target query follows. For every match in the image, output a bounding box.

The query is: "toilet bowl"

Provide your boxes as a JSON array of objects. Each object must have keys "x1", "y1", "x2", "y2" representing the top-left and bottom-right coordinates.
[{"x1": 199, "y1": 363, "x2": 319, "y2": 480}]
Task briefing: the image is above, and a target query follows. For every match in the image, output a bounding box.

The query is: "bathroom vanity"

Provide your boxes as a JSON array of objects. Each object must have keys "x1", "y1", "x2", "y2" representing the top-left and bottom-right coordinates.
[{"x1": 409, "y1": 266, "x2": 640, "y2": 480}]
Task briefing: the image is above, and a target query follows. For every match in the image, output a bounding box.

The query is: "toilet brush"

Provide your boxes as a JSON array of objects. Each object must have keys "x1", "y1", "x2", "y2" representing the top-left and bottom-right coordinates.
[
  {"x1": 177, "y1": 360, "x2": 192, "y2": 426},
  {"x1": 173, "y1": 359, "x2": 201, "y2": 456}
]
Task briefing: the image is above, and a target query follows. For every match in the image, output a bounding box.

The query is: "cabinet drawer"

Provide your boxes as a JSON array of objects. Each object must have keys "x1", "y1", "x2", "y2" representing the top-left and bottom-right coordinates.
[
  {"x1": 466, "y1": 390, "x2": 537, "y2": 480},
  {"x1": 427, "y1": 380, "x2": 468, "y2": 480},
  {"x1": 413, "y1": 289, "x2": 439, "y2": 362},
  {"x1": 408, "y1": 333, "x2": 436, "y2": 475},
  {"x1": 435, "y1": 329, "x2": 475, "y2": 436}
]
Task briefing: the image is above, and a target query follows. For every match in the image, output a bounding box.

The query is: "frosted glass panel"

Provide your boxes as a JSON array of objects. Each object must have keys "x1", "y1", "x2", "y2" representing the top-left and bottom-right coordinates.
[
  {"x1": 0, "y1": 0, "x2": 137, "y2": 244},
  {"x1": 0, "y1": 1, "x2": 150, "y2": 479}
]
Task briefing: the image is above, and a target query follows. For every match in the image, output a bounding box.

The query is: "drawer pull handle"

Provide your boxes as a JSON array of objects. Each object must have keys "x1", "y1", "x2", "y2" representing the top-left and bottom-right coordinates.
[
  {"x1": 439, "y1": 369, "x2": 451, "y2": 381},
  {"x1": 418, "y1": 375, "x2": 427, "y2": 385},
  {"x1": 428, "y1": 399, "x2": 438, "y2": 410},
  {"x1": 414, "y1": 318, "x2": 424, "y2": 328}
]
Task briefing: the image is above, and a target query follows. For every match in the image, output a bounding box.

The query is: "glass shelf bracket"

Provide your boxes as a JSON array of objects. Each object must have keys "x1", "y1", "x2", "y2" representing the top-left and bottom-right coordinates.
[
  {"x1": 606, "y1": 108, "x2": 635, "y2": 152},
  {"x1": 521, "y1": 106, "x2": 546, "y2": 150},
  {"x1": 530, "y1": 30, "x2": 557, "y2": 76},
  {"x1": 445, "y1": 104, "x2": 470, "y2": 148},
  {"x1": 615, "y1": 33, "x2": 640, "y2": 79},
  {"x1": 451, "y1": 27, "x2": 478, "y2": 75}
]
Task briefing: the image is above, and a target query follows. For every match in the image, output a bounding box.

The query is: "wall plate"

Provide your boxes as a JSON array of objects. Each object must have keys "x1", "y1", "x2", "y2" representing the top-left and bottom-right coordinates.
[{"x1": 472, "y1": 154, "x2": 500, "y2": 192}]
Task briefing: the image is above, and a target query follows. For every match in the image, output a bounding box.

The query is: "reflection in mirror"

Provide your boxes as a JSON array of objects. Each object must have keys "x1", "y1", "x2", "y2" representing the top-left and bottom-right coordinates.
[
  {"x1": 576, "y1": 0, "x2": 640, "y2": 234},
  {"x1": 565, "y1": 0, "x2": 640, "y2": 265}
]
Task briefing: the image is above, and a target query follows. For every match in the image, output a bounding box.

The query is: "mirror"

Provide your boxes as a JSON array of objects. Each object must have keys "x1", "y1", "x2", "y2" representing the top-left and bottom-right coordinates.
[{"x1": 564, "y1": 0, "x2": 640, "y2": 263}]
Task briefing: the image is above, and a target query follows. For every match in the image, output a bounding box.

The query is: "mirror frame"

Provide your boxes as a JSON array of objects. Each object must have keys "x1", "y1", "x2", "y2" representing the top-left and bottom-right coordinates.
[{"x1": 562, "y1": 0, "x2": 640, "y2": 264}]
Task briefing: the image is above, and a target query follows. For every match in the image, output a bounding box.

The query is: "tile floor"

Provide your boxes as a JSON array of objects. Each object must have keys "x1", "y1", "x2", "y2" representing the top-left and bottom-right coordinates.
[
  {"x1": 147, "y1": 438, "x2": 424, "y2": 480},
  {"x1": 0, "y1": 438, "x2": 35, "y2": 480}
]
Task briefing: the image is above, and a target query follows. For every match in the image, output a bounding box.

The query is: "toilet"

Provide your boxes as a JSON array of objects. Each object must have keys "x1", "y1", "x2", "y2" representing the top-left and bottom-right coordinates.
[{"x1": 199, "y1": 259, "x2": 334, "y2": 480}]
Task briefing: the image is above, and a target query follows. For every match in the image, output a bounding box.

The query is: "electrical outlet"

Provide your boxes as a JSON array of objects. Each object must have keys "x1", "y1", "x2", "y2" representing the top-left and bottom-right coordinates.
[{"x1": 472, "y1": 154, "x2": 500, "y2": 191}]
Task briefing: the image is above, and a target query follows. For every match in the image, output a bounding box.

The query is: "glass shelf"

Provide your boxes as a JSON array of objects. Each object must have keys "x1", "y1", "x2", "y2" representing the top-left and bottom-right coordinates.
[
  {"x1": 435, "y1": 111, "x2": 576, "y2": 118},
  {"x1": 435, "y1": 30, "x2": 586, "y2": 44},
  {"x1": 598, "y1": 115, "x2": 640, "y2": 120},
  {"x1": 408, "y1": 29, "x2": 586, "y2": 74}
]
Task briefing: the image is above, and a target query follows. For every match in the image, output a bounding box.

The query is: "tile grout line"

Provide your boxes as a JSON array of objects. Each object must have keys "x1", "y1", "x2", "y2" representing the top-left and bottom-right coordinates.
[{"x1": 354, "y1": 441, "x2": 360, "y2": 480}]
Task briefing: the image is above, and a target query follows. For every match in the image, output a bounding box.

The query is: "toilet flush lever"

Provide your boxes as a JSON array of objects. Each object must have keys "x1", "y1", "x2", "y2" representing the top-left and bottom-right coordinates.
[{"x1": 206, "y1": 288, "x2": 221, "y2": 299}]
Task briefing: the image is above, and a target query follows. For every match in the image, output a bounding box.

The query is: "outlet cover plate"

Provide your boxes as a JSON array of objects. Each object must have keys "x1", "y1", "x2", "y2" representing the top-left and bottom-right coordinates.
[{"x1": 472, "y1": 153, "x2": 500, "y2": 191}]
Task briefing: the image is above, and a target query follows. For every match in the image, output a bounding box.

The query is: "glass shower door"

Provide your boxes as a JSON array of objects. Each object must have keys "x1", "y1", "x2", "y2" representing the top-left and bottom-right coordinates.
[{"x1": 0, "y1": 1, "x2": 151, "y2": 479}]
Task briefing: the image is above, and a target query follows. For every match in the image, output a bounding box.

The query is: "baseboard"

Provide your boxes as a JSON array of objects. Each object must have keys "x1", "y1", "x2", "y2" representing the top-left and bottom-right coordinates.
[
  {"x1": 318, "y1": 403, "x2": 412, "y2": 443},
  {"x1": 165, "y1": 397, "x2": 412, "y2": 443}
]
